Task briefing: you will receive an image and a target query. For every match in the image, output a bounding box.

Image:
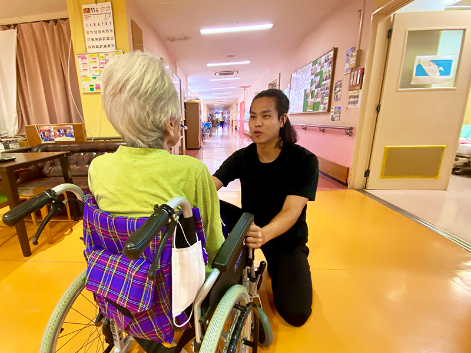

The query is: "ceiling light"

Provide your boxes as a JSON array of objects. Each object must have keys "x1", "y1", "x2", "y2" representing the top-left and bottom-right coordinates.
[
  {"x1": 207, "y1": 61, "x2": 250, "y2": 67},
  {"x1": 201, "y1": 23, "x2": 273, "y2": 34},
  {"x1": 210, "y1": 78, "x2": 241, "y2": 81},
  {"x1": 212, "y1": 87, "x2": 236, "y2": 90}
]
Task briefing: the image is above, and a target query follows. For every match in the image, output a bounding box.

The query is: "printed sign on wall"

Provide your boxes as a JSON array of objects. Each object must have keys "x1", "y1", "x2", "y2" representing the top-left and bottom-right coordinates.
[
  {"x1": 76, "y1": 51, "x2": 123, "y2": 93},
  {"x1": 82, "y1": 2, "x2": 117, "y2": 53}
]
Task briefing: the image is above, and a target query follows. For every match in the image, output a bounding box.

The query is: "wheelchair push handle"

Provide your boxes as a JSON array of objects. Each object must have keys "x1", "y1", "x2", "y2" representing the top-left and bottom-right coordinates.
[
  {"x1": 123, "y1": 196, "x2": 193, "y2": 260},
  {"x1": 2, "y1": 191, "x2": 53, "y2": 227},
  {"x1": 2, "y1": 184, "x2": 85, "y2": 244}
]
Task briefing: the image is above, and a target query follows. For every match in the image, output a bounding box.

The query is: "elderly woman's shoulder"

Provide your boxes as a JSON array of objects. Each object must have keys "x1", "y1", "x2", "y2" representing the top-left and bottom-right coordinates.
[{"x1": 171, "y1": 154, "x2": 208, "y2": 169}]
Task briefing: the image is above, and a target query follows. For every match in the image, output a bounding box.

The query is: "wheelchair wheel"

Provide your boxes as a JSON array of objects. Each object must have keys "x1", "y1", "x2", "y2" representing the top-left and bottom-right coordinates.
[
  {"x1": 200, "y1": 285, "x2": 256, "y2": 353},
  {"x1": 256, "y1": 306, "x2": 273, "y2": 347},
  {"x1": 40, "y1": 270, "x2": 132, "y2": 353}
]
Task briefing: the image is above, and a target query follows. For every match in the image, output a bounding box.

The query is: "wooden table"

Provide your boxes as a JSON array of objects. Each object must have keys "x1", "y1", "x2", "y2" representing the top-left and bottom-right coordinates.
[{"x1": 0, "y1": 152, "x2": 73, "y2": 257}]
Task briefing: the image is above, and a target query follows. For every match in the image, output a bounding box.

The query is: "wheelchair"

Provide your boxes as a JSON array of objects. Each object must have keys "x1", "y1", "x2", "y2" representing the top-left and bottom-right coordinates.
[{"x1": 3, "y1": 183, "x2": 273, "y2": 353}]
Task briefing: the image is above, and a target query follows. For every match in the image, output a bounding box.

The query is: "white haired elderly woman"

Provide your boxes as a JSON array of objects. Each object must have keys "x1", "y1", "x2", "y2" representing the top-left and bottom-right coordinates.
[{"x1": 88, "y1": 51, "x2": 225, "y2": 352}]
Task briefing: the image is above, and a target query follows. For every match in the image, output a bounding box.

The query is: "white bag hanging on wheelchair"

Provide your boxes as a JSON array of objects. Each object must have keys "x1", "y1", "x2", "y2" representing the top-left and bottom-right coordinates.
[{"x1": 171, "y1": 222, "x2": 205, "y2": 326}]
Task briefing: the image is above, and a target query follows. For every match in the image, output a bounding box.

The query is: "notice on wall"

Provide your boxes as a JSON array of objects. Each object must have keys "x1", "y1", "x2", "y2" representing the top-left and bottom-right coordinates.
[
  {"x1": 82, "y1": 2, "x2": 116, "y2": 53},
  {"x1": 348, "y1": 90, "x2": 361, "y2": 108},
  {"x1": 345, "y1": 47, "x2": 356, "y2": 74},
  {"x1": 411, "y1": 55, "x2": 455, "y2": 85},
  {"x1": 330, "y1": 106, "x2": 341, "y2": 121},
  {"x1": 333, "y1": 79, "x2": 342, "y2": 101},
  {"x1": 76, "y1": 51, "x2": 123, "y2": 93}
]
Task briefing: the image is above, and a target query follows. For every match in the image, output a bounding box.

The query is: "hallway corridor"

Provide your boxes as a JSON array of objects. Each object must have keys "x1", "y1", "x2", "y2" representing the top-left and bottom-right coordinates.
[{"x1": 1, "y1": 127, "x2": 471, "y2": 352}]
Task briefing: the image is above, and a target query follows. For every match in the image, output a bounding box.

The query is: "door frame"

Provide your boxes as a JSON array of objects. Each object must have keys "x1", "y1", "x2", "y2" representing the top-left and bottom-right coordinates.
[{"x1": 349, "y1": 0, "x2": 415, "y2": 189}]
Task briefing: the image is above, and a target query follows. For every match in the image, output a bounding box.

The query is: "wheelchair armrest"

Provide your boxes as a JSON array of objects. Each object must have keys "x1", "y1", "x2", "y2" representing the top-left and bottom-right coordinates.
[{"x1": 212, "y1": 212, "x2": 254, "y2": 273}]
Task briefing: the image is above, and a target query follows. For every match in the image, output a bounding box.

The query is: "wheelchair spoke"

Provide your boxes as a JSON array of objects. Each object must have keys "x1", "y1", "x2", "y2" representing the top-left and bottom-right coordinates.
[
  {"x1": 79, "y1": 292, "x2": 98, "y2": 308},
  {"x1": 71, "y1": 306, "x2": 95, "y2": 322},
  {"x1": 58, "y1": 322, "x2": 95, "y2": 339}
]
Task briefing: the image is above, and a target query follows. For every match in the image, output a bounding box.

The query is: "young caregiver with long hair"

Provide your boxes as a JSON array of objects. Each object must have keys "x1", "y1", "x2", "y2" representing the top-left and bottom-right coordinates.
[{"x1": 213, "y1": 89, "x2": 319, "y2": 327}]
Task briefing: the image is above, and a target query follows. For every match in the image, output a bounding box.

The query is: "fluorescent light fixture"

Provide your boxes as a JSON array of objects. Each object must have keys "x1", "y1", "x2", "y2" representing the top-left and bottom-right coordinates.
[
  {"x1": 211, "y1": 87, "x2": 236, "y2": 90},
  {"x1": 210, "y1": 77, "x2": 241, "y2": 81},
  {"x1": 207, "y1": 61, "x2": 250, "y2": 67},
  {"x1": 201, "y1": 23, "x2": 273, "y2": 34}
]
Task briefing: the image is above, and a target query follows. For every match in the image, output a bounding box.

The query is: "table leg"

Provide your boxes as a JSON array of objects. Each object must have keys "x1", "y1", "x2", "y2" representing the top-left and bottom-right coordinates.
[
  {"x1": 59, "y1": 156, "x2": 79, "y2": 221},
  {"x1": 0, "y1": 171, "x2": 32, "y2": 257}
]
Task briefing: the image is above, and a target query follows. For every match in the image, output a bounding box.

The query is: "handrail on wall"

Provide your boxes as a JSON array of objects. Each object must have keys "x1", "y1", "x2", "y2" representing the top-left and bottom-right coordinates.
[{"x1": 292, "y1": 124, "x2": 353, "y2": 136}]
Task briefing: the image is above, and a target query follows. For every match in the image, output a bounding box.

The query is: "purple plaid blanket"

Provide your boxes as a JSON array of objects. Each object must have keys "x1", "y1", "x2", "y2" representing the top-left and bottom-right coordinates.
[{"x1": 83, "y1": 193, "x2": 208, "y2": 343}]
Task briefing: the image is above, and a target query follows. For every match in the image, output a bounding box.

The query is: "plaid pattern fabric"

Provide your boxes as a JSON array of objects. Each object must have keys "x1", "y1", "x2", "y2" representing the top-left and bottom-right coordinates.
[{"x1": 83, "y1": 193, "x2": 208, "y2": 342}]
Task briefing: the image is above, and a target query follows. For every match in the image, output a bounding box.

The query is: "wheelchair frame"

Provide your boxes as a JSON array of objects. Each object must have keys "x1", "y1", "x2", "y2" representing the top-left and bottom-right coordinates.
[{"x1": 2, "y1": 183, "x2": 272, "y2": 353}]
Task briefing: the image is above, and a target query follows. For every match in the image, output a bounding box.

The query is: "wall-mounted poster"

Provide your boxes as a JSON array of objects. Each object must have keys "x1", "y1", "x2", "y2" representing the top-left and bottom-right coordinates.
[
  {"x1": 334, "y1": 79, "x2": 342, "y2": 101},
  {"x1": 289, "y1": 48, "x2": 337, "y2": 114},
  {"x1": 348, "y1": 90, "x2": 361, "y2": 108},
  {"x1": 330, "y1": 106, "x2": 341, "y2": 121},
  {"x1": 82, "y1": 2, "x2": 117, "y2": 53},
  {"x1": 76, "y1": 51, "x2": 123, "y2": 93},
  {"x1": 345, "y1": 47, "x2": 356, "y2": 74},
  {"x1": 411, "y1": 55, "x2": 455, "y2": 85}
]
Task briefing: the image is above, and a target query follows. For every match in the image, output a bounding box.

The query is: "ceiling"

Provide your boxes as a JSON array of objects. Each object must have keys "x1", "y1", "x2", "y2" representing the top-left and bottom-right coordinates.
[
  {"x1": 0, "y1": 0, "x2": 67, "y2": 25},
  {"x1": 133, "y1": 0, "x2": 344, "y2": 110}
]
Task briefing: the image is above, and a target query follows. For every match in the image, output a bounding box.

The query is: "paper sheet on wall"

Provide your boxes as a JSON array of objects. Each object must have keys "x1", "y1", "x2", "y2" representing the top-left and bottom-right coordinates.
[
  {"x1": 348, "y1": 90, "x2": 361, "y2": 108},
  {"x1": 82, "y1": 2, "x2": 116, "y2": 53},
  {"x1": 76, "y1": 51, "x2": 122, "y2": 93},
  {"x1": 330, "y1": 106, "x2": 341, "y2": 121}
]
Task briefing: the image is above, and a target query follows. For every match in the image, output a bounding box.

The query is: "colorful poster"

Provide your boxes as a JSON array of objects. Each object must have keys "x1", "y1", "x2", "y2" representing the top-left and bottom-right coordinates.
[
  {"x1": 38, "y1": 126, "x2": 54, "y2": 143},
  {"x1": 82, "y1": 2, "x2": 116, "y2": 53},
  {"x1": 77, "y1": 51, "x2": 122, "y2": 93},
  {"x1": 330, "y1": 106, "x2": 341, "y2": 121},
  {"x1": 334, "y1": 79, "x2": 342, "y2": 101},
  {"x1": 345, "y1": 47, "x2": 356, "y2": 74},
  {"x1": 53, "y1": 126, "x2": 75, "y2": 141},
  {"x1": 411, "y1": 55, "x2": 455, "y2": 84}
]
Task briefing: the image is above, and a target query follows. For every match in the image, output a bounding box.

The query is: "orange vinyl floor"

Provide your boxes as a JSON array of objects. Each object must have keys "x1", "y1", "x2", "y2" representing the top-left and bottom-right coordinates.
[{"x1": 1, "y1": 189, "x2": 471, "y2": 352}]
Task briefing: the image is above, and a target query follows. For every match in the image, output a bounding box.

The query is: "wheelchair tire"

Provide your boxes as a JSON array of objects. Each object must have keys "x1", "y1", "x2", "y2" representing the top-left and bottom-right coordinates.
[
  {"x1": 256, "y1": 306, "x2": 273, "y2": 347},
  {"x1": 40, "y1": 270, "x2": 132, "y2": 353},
  {"x1": 200, "y1": 284, "x2": 251, "y2": 353}
]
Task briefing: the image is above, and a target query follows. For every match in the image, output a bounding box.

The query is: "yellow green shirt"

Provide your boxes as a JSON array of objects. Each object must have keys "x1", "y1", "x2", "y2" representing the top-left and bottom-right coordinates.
[{"x1": 88, "y1": 146, "x2": 224, "y2": 269}]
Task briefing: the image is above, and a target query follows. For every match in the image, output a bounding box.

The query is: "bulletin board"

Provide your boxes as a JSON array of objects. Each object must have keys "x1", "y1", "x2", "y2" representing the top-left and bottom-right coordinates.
[
  {"x1": 76, "y1": 51, "x2": 123, "y2": 93},
  {"x1": 289, "y1": 48, "x2": 337, "y2": 114}
]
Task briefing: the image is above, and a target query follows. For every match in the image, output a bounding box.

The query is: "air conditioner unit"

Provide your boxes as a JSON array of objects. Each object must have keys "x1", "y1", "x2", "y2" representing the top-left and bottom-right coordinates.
[{"x1": 213, "y1": 70, "x2": 239, "y2": 76}]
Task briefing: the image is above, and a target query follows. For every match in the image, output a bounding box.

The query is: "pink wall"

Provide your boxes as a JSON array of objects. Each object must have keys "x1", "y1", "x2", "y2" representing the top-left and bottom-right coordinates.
[{"x1": 241, "y1": 0, "x2": 374, "y2": 169}]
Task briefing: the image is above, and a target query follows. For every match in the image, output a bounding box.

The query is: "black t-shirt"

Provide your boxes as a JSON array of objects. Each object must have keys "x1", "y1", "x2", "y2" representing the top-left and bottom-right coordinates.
[{"x1": 214, "y1": 143, "x2": 319, "y2": 243}]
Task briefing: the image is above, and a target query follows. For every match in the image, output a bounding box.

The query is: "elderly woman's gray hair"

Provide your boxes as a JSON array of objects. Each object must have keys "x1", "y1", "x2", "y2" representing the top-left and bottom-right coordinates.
[{"x1": 101, "y1": 51, "x2": 180, "y2": 149}]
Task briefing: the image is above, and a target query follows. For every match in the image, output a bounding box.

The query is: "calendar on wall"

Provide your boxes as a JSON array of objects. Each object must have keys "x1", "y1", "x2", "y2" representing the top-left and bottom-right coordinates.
[
  {"x1": 82, "y1": 2, "x2": 117, "y2": 53},
  {"x1": 76, "y1": 51, "x2": 123, "y2": 93}
]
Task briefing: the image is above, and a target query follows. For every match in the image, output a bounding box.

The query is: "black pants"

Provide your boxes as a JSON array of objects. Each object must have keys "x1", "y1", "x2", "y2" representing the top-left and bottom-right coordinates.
[{"x1": 219, "y1": 200, "x2": 313, "y2": 327}]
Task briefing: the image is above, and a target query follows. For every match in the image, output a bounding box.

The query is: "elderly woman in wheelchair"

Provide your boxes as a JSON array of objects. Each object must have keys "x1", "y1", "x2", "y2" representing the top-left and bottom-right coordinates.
[{"x1": 3, "y1": 51, "x2": 272, "y2": 353}]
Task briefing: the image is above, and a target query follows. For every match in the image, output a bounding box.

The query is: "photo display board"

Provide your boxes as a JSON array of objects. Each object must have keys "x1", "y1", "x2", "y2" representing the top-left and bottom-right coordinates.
[{"x1": 289, "y1": 48, "x2": 337, "y2": 113}]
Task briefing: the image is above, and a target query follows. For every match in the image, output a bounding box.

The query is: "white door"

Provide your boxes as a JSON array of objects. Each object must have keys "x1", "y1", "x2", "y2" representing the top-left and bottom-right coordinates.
[{"x1": 366, "y1": 10, "x2": 471, "y2": 190}]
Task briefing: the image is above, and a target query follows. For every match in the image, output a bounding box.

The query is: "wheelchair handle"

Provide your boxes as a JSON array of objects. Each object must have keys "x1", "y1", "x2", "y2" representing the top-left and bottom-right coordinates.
[
  {"x1": 2, "y1": 182, "x2": 84, "y2": 228},
  {"x1": 2, "y1": 190, "x2": 54, "y2": 227},
  {"x1": 123, "y1": 196, "x2": 193, "y2": 260}
]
